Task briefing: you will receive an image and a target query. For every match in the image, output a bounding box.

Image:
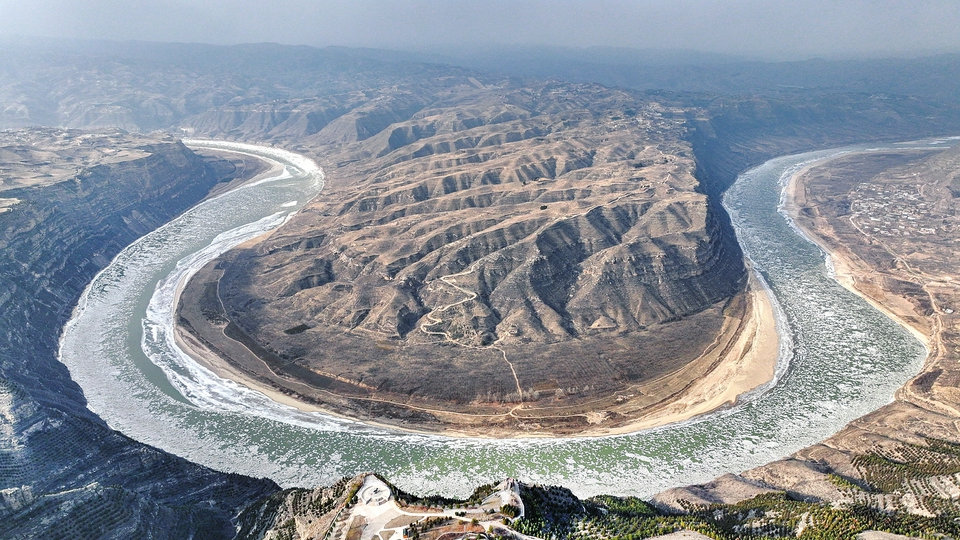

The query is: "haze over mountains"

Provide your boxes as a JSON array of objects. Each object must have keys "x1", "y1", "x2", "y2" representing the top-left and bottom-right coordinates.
[
  {"x1": 4, "y1": 0, "x2": 960, "y2": 59},
  {"x1": 3, "y1": 35, "x2": 960, "y2": 537}
]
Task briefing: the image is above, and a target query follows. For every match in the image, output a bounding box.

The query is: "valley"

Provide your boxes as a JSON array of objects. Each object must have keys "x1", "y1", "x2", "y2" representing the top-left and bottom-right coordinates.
[
  {"x1": 3, "y1": 40, "x2": 960, "y2": 538},
  {"x1": 235, "y1": 141, "x2": 960, "y2": 539},
  {"x1": 0, "y1": 129, "x2": 278, "y2": 537}
]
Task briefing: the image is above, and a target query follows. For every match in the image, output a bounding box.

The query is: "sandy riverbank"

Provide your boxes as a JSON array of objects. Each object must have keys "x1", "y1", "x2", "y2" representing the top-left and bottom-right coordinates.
[
  {"x1": 649, "y1": 143, "x2": 960, "y2": 514},
  {"x1": 173, "y1": 269, "x2": 781, "y2": 438},
  {"x1": 781, "y1": 157, "x2": 933, "y2": 349},
  {"x1": 605, "y1": 273, "x2": 780, "y2": 434},
  {"x1": 780, "y1": 151, "x2": 960, "y2": 426},
  {"x1": 187, "y1": 145, "x2": 287, "y2": 201}
]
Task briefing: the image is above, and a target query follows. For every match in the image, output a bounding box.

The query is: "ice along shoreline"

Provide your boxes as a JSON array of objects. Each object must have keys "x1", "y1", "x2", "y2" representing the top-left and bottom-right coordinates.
[
  {"x1": 59, "y1": 139, "x2": 936, "y2": 498},
  {"x1": 164, "y1": 140, "x2": 785, "y2": 438}
]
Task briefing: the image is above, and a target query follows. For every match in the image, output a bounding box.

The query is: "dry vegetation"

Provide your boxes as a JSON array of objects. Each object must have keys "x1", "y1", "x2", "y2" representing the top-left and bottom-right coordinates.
[
  {"x1": 178, "y1": 80, "x2": 751, "y2": 435},
  {"x1": 0, "y1": 128, "x2": 169, "y2": 191}
]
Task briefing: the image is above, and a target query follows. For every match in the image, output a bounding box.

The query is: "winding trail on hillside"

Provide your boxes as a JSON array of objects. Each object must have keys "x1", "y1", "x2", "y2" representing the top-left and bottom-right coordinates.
[{"x1": 420, "y1": 262, "x2": 525, "y2": 404}]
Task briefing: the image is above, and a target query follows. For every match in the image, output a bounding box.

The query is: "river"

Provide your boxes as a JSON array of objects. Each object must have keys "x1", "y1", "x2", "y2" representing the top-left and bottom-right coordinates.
[{"x1": 57, "y1": 137, "x2": 958, "y2": 498}]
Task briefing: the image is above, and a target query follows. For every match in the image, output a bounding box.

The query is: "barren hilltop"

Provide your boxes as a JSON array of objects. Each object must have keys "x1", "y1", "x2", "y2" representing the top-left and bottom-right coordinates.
[{"x1": 176, "y1": 79, "x2": 763, "y2": 435}]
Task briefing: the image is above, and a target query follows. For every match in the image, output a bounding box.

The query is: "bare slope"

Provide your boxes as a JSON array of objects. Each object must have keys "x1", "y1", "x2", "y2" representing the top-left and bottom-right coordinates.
[{"x1": 178, "y1": 81, "x2": 749, "y2": 434}]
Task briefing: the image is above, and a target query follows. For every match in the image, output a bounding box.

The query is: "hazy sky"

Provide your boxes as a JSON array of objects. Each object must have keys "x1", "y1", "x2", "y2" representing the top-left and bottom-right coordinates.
[{"x1": 2, "y1": 0, "x2": 959, "y2": 59}]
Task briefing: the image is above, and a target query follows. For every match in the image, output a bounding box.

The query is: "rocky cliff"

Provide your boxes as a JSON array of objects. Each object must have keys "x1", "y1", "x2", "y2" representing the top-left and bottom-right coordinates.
[{"x1": 0, "y1": 132, "x2": 277, "y2": 538}]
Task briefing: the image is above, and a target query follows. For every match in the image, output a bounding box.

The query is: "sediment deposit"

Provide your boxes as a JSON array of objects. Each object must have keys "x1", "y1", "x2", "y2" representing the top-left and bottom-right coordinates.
[{"x1": 5, "y1": 40, "x2": 960, "y2": 537}]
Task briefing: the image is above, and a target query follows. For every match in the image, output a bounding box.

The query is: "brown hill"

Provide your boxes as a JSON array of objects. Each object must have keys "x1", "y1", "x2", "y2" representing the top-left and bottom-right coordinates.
[
  {"x1": 178, "y1": 80, "x2": 749, "y2": 434},
  {"x1": 655, "y1": 144, "x2": 960, "y2": 515}
]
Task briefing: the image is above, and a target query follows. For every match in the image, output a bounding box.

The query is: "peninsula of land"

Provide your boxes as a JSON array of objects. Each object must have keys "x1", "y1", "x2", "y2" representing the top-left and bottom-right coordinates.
[
  {"x1": 176, "y1": 267, "x2": 779, "y2": 437},
  {"x1": 173, "y1": 81, "x2": 779, "y2": 437},
  {"x1": 7, "y1": 40, "x2": 960, "y2": 537}
]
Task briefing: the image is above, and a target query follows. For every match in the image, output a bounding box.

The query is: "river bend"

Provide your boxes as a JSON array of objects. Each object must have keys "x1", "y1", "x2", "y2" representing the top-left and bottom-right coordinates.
[{"x1": 58, "y1": 139, "x2": 956, "y2": 497}]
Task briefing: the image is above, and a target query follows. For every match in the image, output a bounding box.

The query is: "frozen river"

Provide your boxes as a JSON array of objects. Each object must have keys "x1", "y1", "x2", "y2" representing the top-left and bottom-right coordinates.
[{"x1": 58, "y1": 138, "x2": 956, "y2": 497}]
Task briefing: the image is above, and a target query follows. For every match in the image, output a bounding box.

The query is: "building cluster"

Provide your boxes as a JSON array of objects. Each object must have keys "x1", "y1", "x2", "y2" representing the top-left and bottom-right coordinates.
[{"x1": 848, "y1": 181, "x2": 956, "y2": 240}]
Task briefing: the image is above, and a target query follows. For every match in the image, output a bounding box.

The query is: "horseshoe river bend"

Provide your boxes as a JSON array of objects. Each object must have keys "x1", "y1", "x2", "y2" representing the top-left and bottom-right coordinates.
[{"x1": 57, "y1": 138, "x2": 958, "y2": 498}]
